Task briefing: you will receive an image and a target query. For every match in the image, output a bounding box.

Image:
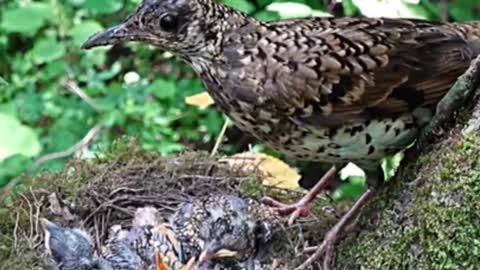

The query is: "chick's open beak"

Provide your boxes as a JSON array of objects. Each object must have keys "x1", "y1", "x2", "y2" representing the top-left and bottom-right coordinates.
[
  {"x1": 156, "y1": 251, "x2": 170, "y2": 270},
  {"x1": 198, "y1": 247, "x2": 238, "y2": 263}
]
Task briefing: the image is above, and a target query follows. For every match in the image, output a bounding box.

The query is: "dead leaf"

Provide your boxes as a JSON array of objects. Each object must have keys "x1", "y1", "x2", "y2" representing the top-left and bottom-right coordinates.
[
  {"x1": 132, "y1": 206, "x2": 159, "y2": 227},
  {"x1": 221, "y1": 152, "x2": 301, "y2": 191},
  {"x1": 48, "y1": 193, "x2": 75, "y2": 221},
  {"x1": 185, "y1": 92, "x2": 215, "y2": 110}
]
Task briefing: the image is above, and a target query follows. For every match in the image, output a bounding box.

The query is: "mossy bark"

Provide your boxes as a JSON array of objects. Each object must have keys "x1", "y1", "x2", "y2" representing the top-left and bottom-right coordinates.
[{"x1": 335, "y1": 101, "x2": 480, "y2": 268}]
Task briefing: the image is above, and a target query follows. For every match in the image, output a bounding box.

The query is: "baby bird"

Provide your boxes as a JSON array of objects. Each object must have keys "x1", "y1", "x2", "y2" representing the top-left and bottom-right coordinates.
[
  {"x1": 99, "y1": 224, "x2": 146, "y2": 270},
  {"x1": 41, "y1": 218, "x2": 96, "y2": 270},
  {"x1": 42, "y1": 218, "x2": 145, "y2": 270},
  {"x1": 123, "y1": 206, "x2": 194, "y2": 270},
  {"x1": 42, "y1": 195, "x2": 280, "y2": 270},
  {"x1": 171, "y1": 194, "x2": 280, "y2": 267}
]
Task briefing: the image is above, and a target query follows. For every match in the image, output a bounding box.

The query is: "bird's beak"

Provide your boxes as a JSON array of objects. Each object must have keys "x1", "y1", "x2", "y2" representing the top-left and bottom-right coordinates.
[
  {"x1": 40, "y1": 218, "x2": 51, "y2": 228},
  {"x1": 40, "y1": 217, "x2": 59, "y2": 232},
  {"x1": 82, "y1": 15, "x2": 144, "y2": 50},
  {"x1": 155, "y1": 251, "x2": 169, "y2": 270},
  {"x1": 198, "y1": 242, "x2": 238, "y2": 263},
  {"x1": 40, "y1": 218, "x2": 57, "y2": 255}
]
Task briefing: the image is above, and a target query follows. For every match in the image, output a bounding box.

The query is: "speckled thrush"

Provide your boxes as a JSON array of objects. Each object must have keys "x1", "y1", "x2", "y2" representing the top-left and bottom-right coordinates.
[{"x1": 82, "y1": 0, "x2": 480, "y2": 268}]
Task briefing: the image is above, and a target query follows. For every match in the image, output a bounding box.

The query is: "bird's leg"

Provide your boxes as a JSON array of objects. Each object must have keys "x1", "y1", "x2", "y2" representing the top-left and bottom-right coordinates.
[
  {"x1": 294, "y1": 189, "x2": 375, "y2": 270},
  {"x1": 294, "y1": 166, "x2": 383, "y2": 270},
  {"x1": 261, "y1": 165, "x2": 338, "y2": 225}
]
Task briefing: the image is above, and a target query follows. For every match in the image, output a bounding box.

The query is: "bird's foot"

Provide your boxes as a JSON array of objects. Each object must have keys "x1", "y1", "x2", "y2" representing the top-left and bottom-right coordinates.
[
  {"x1": 294, "y1": 189, "x2": 375, "y2": 270},
  {"x1": 261, "y1": 196, "x2": 313, "y2": 226},
  {"x1": 300, "y1": 230, "x2": 339, "y2": 270},
  {"x1": 261, "y1": 166, "x2": 338, "y2": 226}
]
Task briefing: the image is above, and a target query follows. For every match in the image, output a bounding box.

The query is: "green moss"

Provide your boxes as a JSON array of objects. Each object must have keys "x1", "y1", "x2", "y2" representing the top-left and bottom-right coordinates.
[{"x1": 337, "y1": 133, "x2": 480, "y2": 270}]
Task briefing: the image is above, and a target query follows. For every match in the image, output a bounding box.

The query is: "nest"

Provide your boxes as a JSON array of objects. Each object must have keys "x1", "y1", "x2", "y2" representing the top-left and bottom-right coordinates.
[{"x1": 0, "y1": 140, "x2": 348, "y2": 269}]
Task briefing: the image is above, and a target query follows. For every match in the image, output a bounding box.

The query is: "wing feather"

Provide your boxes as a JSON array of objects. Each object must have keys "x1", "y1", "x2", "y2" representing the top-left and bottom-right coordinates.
[{"x1": 223, "y1": 17, "x2": 480, "y2": 126}]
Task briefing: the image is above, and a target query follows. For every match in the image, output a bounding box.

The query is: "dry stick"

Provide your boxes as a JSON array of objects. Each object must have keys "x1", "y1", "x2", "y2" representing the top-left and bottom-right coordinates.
[
  {"x1": 210, "y1": 117, "x2": 231, "y2": 157},
  {"x1": 13, "y1": 211, "x2": 20, "y2": 250},
  {"x1": 0, "y1": 125, "x2": 104, "y2": 203},
  {"x1": 33, "y1": 125, "x2": 103, "y2": 169},
  {"x1": 439, "y1": 0, "x2": 449, "y2": 22},
  {"x1": 63, "y1": 80, "x2": 102, "y2": 112},
  {"x1": 30, "y1": 188, "x2": 45, "y2": 247},
  {"x1": 19, "y1": 193, "x2": 34, "y2": 241}
]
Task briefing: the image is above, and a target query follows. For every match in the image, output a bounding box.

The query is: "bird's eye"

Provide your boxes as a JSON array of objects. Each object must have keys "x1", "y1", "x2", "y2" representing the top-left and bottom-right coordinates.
[{"x1": 159, "y1": 14, "x2": 179, "y2": 32}]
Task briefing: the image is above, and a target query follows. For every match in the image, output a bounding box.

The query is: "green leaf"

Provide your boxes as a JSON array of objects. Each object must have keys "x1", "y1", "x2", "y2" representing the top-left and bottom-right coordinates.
[
  {"x1": 30, "y1": 38, "x2": 66, "y2": 64},
  {"x1": 382, "y1": 152, "x2": 404, "y2": 180},
  {"x1": 449, "y1": 0, "x2": 478, "y2": 22},
  {"x1": 256, "y1": 0, "x2": 275, "y2": 8},
  {"x1": 255, "y1": 11, "x2": 281, "y2": 22},
  {"x1": 83, "y1": 0, "x2": 124, "y2": 14},
  {"x1": 70, "y1": 21, "x2": 104, "y2": 47},
  {"x1": 352, "y1": 0, "x2": 429, "y2": 19},
  {"x1": 203, "y1": 110, "x2": 223, "y2": 135},
  {"x1": 156, "y1": 141, "x2": 184, "y2": 156},
  {"x1": 0, "y1": 102, "x2": 17, "y2": 118},
  {"x1": 332, "y1": 180, "x2": 366, "y2": 201},
  {"x1": 14, "y1": 90, "x2": 45, "y2": 124},
  {"x1": 146, "y1": 79, "x2": 176, "y2": 100},
  {"x1": 1, "y1": 3, "x2": 53, "y2": 35},
  {"x1": 342, "y1": 0, "x2": 360, "y2": 16},
  {"x1": 221, "y1": 0, "x2": 256, "y2": 14},
  {"x1": 0, "y1": 113, "x2": 41, "y2": 162},
  {"x1": 311, "y1": 10, "x2": 332, "y2": 17},
  {"x1": 0, "y1": 155, "x2": 33, "y2": 189},
  {"x1": 266, "y1": 2, "x2": 313, "y2": 19},
  {"x1": 0, "y1": 77, "x2": 8, "y2": 87}
]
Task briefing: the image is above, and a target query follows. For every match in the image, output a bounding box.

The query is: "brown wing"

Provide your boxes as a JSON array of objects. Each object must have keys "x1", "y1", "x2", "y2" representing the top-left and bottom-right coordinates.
[{"x1": 223, "y1": 17, "x2": 480, "y2": 125}]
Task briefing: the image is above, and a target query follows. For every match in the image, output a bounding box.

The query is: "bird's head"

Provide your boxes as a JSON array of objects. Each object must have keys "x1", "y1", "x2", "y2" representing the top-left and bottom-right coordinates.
[
  {"x1": 82, "y1": 0, "x2": 247, "y2": 60},
  {"x1": 198, "y1": 211, "x2": 256, "y2": 264},
  {"x1": 41, "y1": 218, "x2": 96, "y2": 270}
]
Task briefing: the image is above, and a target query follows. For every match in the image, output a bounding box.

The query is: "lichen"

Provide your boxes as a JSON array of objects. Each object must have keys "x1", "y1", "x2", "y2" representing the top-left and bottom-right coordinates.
[{"x1": 336, "y1": 132, "x2": 480, "y2": 270}]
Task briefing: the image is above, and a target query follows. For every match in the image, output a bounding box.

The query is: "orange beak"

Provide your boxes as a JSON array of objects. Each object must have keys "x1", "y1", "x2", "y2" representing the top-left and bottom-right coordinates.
[{"x1": 156, "y1": 251, "x2": 170, "y2": 270}]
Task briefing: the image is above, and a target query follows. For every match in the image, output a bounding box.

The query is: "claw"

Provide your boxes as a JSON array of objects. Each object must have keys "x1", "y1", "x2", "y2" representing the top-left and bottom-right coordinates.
[
  {"x1": 262, "y1": 166, "x2": 338, "y2": 225},
  {"x1": 294, "y1": 189, "x2": 375, "y2": 270}
]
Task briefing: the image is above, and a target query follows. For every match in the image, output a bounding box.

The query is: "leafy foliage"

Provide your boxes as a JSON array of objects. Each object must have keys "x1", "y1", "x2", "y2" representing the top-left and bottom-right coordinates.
[{"x1": 0, "y1": 0, "x2": 479, "y2": 193}]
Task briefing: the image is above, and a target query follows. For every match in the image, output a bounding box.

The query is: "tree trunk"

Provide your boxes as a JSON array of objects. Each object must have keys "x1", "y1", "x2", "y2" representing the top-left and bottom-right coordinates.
[{"x1": 335, "y1": 58, "x2": 480, "y2": 270}]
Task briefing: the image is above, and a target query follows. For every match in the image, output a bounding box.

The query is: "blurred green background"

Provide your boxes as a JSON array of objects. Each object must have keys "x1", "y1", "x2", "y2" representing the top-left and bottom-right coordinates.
[{"x1": 0, "y1": 0, "x2": 479, "y2": 197}]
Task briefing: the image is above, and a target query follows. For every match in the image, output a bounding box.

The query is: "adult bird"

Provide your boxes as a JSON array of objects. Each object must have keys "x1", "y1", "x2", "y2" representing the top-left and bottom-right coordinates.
[
  {"x1": 42, "y1": 218, "x2": 97, "y2": 270},
  {"x1": 82, "y1": 0, "x2": 480, "y2": 268}
]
